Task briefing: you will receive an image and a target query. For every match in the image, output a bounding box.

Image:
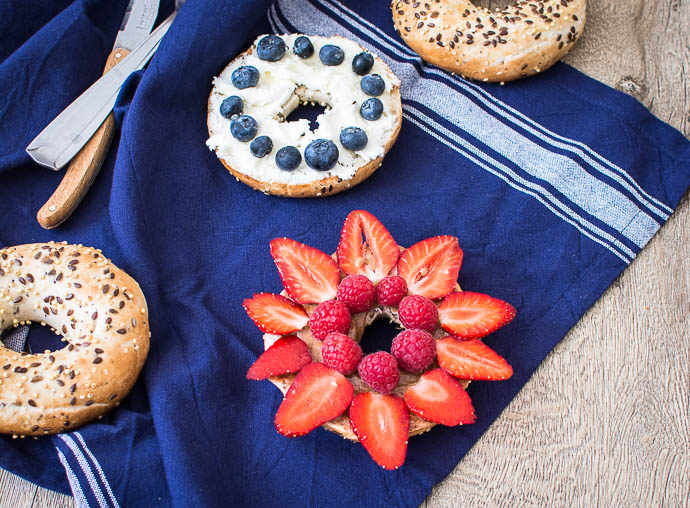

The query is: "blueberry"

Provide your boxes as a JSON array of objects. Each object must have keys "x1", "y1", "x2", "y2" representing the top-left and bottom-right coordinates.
[
  {"x1": 339, "y1": 127, "x2": 368, "y2": 151},
  {"x1": 231, "y1": 66, "x2": 259, "y2": 89},
  {"x1": 275, "y1": 146, "x2": 302, "y2": 171},
  {"x1": 361, "y1": 74, "x2": 385, "y2": 96},
  {"x1": 293, "y1": 36, "x2": 314, "y2": 58},
  {"x1": 219, "y1": 96, "x2": 243, "y2": 118},
  {"x1": 230, "y1": 115, "x2": 258, "y2": 142},
  {"x1": 360, "y1": 98, "x2": 383, "y2": 121},
  {"x1": 319, "y1": 45, "x2": 345, "y2": 66},
  {"x1": 304, "y1": 139, "x2": 339, "y2": 171},
  {"x1": 256, "y1": 35, "x2": 287, "y2": 62},
  {"x1": 352, "y1": 52, "x2": 374, "y2": 75},
  {"x1": 250, "y1": 136, "x2": 273, "y2": 158}
]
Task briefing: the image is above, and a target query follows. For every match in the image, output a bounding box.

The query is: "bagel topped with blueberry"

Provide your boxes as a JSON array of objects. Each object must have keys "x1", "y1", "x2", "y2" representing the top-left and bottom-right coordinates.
[{"x1": 207, "y1": 35, "x2": 402, "y2": 198}]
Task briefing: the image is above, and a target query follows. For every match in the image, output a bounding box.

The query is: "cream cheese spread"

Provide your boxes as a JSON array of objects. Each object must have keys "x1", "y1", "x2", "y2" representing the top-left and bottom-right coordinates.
[{"x1": 207, "y1": 34, "x2": 402, "y2": 186}]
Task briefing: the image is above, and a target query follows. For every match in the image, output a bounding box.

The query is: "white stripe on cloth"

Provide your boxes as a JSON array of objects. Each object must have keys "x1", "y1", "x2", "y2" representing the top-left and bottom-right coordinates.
[
  {"x1": 56, "y1": 449, "x2": 89, "y2": 508},
  {"x1": 268, "y1": 3, "x2": 287, "y2": 34},
  {"x1": 313, "y1": 0, "x2": 673, "y2": 218},
  {"x1": 57, "y1": 434, "x2": 109, "y2": 508},
  {"x1": 74, "y1": 432, "x2": 121, "y2": 508},
  {"x1": 403, "y1": 110, "x2": 632, "y2": 262},
  {"x1": 273, "y1": 0, "x2": 663, "y2": 252}
]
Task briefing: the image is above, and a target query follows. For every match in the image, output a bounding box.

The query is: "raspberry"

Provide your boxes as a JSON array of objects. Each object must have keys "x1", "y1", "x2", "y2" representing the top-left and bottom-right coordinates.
[
  {"x1": 309, "y1": 300, "x2": 351, "y2": 340},
  {"x1": 398, "y1": 295, "x2": 438, "y2": 332},
  {"x1": 375, "y1": 275, "x2": 407, "y2": 306},
  {"x1": 321, "y1": 332, "x2": 363, "y2": 375},
  {"x1": 358, "y1": 352, "x2": 400, "y2": 394},
  {"x1": 337, "y1": 275, "x2": 375, "y2": 313},
  {"x1": 391, "y1": 329, "x2": 436, "y2": 373}
]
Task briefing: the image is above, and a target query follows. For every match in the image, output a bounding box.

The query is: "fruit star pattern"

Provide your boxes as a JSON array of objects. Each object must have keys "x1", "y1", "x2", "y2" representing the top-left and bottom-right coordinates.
[{"x1": 244, "y1": 210, "x2": 516, "y2": 470}]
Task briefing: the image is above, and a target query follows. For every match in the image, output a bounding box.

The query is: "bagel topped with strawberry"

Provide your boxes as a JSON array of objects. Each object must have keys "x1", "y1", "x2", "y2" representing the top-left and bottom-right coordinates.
[{"x1": 244, "y1": 210, "x2": 516, "y2": 470}]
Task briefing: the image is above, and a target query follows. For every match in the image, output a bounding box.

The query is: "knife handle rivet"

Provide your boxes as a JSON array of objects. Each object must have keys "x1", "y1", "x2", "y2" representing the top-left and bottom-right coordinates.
[
  {"x1": 115, "y1": 52, "x2": 122, "y2": 58},
  {"x1": 49, "y1": 206, "x2": 57, "y2": 212}
]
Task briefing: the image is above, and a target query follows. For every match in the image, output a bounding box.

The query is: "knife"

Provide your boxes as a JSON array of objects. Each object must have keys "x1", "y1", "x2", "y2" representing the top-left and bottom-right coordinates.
[{"x1": 30, "y1": 0, "x2": 161, "y2": 229}]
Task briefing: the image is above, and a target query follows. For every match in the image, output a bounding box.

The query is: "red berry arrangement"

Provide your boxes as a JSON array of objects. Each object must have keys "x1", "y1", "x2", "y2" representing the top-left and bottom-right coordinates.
[{"x1": 244, "y1": 210, "x2": 516, "y2": 470}]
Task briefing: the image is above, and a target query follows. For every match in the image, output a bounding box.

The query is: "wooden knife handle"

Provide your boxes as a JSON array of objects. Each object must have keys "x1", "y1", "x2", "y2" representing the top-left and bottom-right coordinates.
[{"x1": 37, "y1": 49, "x2": 130, "y2": 229}]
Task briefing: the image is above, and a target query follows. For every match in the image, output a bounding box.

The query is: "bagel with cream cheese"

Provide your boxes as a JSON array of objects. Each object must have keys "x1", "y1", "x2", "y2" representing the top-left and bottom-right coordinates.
[{"x1": 207, "y1": 34, "x2": 403, "y2": 197}]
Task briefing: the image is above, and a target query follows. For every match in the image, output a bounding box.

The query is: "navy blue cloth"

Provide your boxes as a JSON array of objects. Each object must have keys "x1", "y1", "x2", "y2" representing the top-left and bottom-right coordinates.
[{"x1": 1, "y1": 0, "x2": 688, "y2": 506}]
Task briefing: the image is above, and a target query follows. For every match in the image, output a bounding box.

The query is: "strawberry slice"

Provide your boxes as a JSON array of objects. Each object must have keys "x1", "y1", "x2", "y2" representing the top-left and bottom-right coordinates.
[
  {"x1": 436, "y1": 337, "x2": 513, "y2": 381},
  {"x1": 349, "y1": 392, "x2": 409, "y2": 470},
  {"x1": 403, "y1": 369, "x2": 476, "y2": 426},
  {"x1": 243, "y1": 293, "x2": 309, "y2": 334},
  {"x1": 270, "y1": 238, "x2": 340, "y2": 304},
  {"x1": 275, "y1": 362, "x2": 354, "y2": 437},
  {"x1": 337, "y1": 210, "x2": 399, "y2": 282},
  {"x1": 246, "y1": 336, "x2": 312, "y2": 380},
  {"x1": 397, "y1": 236, "x2": 463, "y2": 300},
  {"x1": 438, "y1": 291, "x2": 516, "y2": 339}
]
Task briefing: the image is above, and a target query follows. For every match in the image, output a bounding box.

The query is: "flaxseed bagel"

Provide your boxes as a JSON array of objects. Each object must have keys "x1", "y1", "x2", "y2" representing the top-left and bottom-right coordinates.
[
  {"x1": 0, "y1": 242, "x2": 150, "y2": 436},
  {"x1": 392, "y1": 0, "x2": 586, "y2": 82}
]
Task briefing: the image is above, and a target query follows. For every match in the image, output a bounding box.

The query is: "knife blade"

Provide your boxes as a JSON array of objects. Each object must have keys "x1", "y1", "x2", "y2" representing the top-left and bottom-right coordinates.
[
  {"x1": 115, "y1": 0, "x2": 159, "y2": 52},
  {"x1": 27, "y1": 0, "x2": 162, "y2": 171}
]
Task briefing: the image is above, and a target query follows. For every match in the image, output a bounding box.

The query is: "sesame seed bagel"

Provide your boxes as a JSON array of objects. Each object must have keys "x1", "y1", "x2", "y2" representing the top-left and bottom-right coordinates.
[
  {"x1": 207, "y1": 35, "x2": 403, "y2": 198},
  {"x1": 0, "y1": 242, "x2": 150, "y2": 436},
  {"x1": 262, "y1": 250, "x2": 467, "y2": 441},
  {"x1": 392, "y1": 0, "x2": 586, "y2": 82}
]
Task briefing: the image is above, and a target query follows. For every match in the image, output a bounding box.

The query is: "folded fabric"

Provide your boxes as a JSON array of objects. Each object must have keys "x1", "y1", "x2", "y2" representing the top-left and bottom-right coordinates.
[{"x1": 0, "y1": 0, "x2": 688, "y2": 506}]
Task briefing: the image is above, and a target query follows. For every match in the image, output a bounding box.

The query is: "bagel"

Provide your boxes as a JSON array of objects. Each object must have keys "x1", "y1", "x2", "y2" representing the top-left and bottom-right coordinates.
[
  {"x1": 0, "y1": 242, "x2": 150, "y2": 436},
  {"x1": 244, "y1": 211, "x2": 517, "y2": 468},
  {"x1": 392, "y1": 0, "x2": 586, "y2": 82},
  {"x1": 263, "y1": 271, "x2": 467, "y2": 441},
  {"x1": 207, "y1": 34, "x2": 403, "y2": 197}
]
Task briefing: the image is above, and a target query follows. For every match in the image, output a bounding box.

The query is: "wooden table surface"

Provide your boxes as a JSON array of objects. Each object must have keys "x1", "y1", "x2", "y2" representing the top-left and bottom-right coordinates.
[{"x1": 1, "y1": 1, "x2": 688, "y2": 506}]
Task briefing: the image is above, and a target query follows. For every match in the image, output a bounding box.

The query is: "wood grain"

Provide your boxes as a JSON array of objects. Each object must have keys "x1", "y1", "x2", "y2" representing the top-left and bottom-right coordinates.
[
  {"x1": 2, "y1": 1, "x2": 689, "y2": 506},
  {"x1": 36, "y1": 49, "x2": 129, "y2": 229},
  {"x1": 423, "y1": 1, "x2": 690, "y2": 506}
]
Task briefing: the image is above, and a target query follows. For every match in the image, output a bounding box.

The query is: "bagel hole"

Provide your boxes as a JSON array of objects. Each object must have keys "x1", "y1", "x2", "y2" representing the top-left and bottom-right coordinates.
[
  {"x1": 285, "y1": 103, "x2": 327, "y2": 132},
  {"x1": 1, "y1": 322, "x2": 66, "y2": 354},
  {"x1": 359, "y1": 318, "x2": 403, "y2": 355},
  {"x1": 281, "y1": 86, "x2": 331, "y2": 132}
]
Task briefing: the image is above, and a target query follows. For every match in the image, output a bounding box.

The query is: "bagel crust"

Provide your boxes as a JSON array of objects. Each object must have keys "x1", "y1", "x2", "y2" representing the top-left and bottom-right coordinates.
[
  {"x1": 263, "y1": 250, "x2": 468, "y2": 441},
  {"x1": 0, "y1": 243, "x2": 150, "y2": 436},
  {"x1": 214, "y1": 118, "x2": 401, "y2": 198},
  {"x1": 207, "y1": 35, "x2": 403, "y2": 197},
  {"x1": 392, "y1": 0, "x2": 586, "y2": 82}
]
